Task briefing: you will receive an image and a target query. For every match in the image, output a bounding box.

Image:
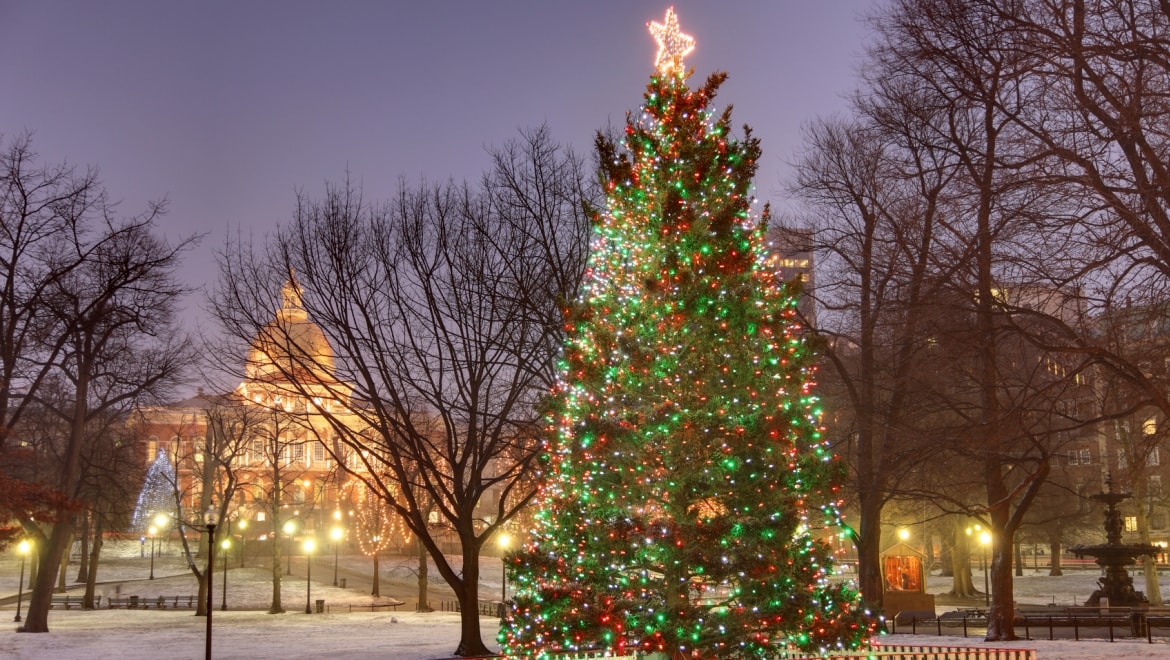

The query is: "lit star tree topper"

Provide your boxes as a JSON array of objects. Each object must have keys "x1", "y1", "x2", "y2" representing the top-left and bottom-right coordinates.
[
  {"x1": 498, "y1": 6, "x2": 875, "y2": 659},
  {"x1": 648, "y1": 6, "x2": 695, "y2": 74}
]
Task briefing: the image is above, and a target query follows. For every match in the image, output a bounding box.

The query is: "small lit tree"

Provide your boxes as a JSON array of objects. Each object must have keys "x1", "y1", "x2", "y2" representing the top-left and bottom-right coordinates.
[{"x1": 352, "y1": 487, "x2": 393, "y2": 597}]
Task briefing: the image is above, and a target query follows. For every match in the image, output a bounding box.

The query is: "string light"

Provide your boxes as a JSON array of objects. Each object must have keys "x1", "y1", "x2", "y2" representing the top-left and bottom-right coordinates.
[{"x1": 648, "y1": 7, "x2": 695, "y2": 75}]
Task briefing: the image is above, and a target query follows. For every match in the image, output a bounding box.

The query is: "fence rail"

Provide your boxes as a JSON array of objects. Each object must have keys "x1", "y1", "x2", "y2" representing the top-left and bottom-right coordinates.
[
  {"x1": 493, "y1": 644, "x2": 1036, "y2": 660},
  {"x1": 889, "y1": 607, "x2": 1170, "y2": 643},
  {"x1": 439, "y1": 598, "x2": 504, "y2": 617}
]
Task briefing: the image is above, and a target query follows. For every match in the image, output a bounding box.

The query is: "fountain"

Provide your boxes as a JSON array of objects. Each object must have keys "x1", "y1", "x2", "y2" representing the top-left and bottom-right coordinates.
[{"x1": 1068, "y1": 475, "x2": 1160, "y2": 607}]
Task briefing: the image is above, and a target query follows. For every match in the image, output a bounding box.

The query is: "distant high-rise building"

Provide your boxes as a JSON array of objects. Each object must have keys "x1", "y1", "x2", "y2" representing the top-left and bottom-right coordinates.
[{"x1": 766, "y1": 225, "x2": 816, "y2": 326}]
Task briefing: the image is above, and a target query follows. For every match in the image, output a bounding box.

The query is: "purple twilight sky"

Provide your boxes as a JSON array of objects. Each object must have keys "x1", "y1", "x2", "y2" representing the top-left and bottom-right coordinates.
[{"x1": 0, "y1": 1, "x2": 876, "y2": 329}]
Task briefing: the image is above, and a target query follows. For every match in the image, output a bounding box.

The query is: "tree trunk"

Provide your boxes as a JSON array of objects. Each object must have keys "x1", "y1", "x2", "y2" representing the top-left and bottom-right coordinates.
[
  {"x1": 75, "y1": 512, "x2": 90, "y2": 584},
  {"x1": 416, "y1": 539, "x2": 431, "y2": 612},
  {"x1": 269, "y1": 513, "x2": 284, "y2": 614},
  {"x1": 986, "y1": 534, "x2": 1016, "y2": 641},
  {"x1": 924, "y1": 529, "x2": 935, "y2": 572},
  {"x1": 20, "y1": 519, "x2": 76, "y2": 632},
  {"x1": 195, "y1": 564, "x2": 209, "y2": 617},
  {"x1": 947, "y1": 529, "x2": 976, "y2": 597},
  {"x1": 453, "y1": 543, "x2": 489, "y2": 657},
  {"x1": 938, "y1": 531, "x2": 954, "y2": 577},
  {"x1": 1137, "y1": 510, "x2": 1163, "y2": 605},
  {"x1": 56, "y1": 536, "x2": 71, "y2": 593},
  {"x1": 372, "y1": 551, "x2": 380, "y2": 597},
  {"x1": 1013, "y1": 539, "x2": 1023, "y2": 577},
  {"x1": 83, "y1": 513, "x2": 104, "y2": 609},
  {"x1": 1047, "y1": 535, "x2": 1062, "y2": 576},
  {"x1": 856, "y1": 497, "x2": 884, "y2": 609}
]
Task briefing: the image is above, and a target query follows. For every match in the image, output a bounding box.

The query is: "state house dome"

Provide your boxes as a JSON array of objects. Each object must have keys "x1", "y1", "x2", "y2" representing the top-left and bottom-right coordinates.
[{"x1": 245, "y1": 278, "x2": 336, "y2": 383}]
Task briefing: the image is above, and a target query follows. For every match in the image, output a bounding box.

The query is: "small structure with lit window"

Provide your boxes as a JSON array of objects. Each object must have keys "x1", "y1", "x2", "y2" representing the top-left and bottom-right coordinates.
[{"x1": 880, "y1": 541, "x2": 934, "y2": 623}]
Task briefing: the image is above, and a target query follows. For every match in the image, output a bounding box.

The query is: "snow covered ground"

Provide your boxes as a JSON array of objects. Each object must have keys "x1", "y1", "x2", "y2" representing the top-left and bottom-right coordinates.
[{"x1": 0, "y1": 541, "x2": 1167, "y2": 658}]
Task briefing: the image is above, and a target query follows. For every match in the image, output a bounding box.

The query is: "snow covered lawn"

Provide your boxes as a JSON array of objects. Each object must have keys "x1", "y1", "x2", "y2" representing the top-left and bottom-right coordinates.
[{"x1": 2, "y1": 542, "x2": 1169, "y2": 658}]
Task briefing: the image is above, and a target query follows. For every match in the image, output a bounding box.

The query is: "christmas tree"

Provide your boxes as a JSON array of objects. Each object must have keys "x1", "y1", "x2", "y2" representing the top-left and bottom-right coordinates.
[
  {"x1": 499, "y1": 9, "x2": 873, "y2": 658},
  {"x1": 130, "y1": 450, "x2": 179, "y2": 533}
]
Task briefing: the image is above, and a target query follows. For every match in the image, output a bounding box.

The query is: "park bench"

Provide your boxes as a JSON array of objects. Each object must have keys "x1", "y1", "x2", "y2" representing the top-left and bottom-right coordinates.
[
  {"x1": 107, "y1": 596, "x2": 141, "y2": 609},
  {"x1": 105, "y1": 595, "x2": 198, "y2": 609},
  {"x1": 162, "y1": 595, "x2": 199, "y2": 609},
  {"x1": 49, "y1": 594, "x2": 100, "y2": 609}
]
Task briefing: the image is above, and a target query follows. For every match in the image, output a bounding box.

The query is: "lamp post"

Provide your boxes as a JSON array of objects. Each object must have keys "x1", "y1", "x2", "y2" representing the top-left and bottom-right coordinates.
[
  {"x1": 283, "y1": 519, "x2": 296, "y2": 575},
  {"x1": 150, "y1": 512, "x2": 169, "y2": 580},
  {"x1": 14, "y1": 539, "x2": 29, "y2": 623},
  {"x1": 498, "y1": 532, "x2": 511, "y2": 602},
  {"x1": 980, "y1": 530, "x2": 992, "y2": 608},
  {"x1": 204, "y1": 507, "x2": 217, "y2": 660},
  {"x1": 220, "y1": 537, "x2": 231, "y2": 610},
  {"x1": 148, "y1": 525, "x2": 158, "y2": 579},
  {"x1": 237, "y1": 519, "x2": 248, "y2": 568},
  {"x1": 330, "y1": 526, "x2": 343, "y2": 586},
  {"x1": 303, "y1": 538, "x2": 316, "y2": 614}
]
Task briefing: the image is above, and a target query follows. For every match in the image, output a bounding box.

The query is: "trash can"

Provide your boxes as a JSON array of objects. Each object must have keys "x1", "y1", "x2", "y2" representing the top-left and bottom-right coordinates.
[
  {"x1": 339, "y1": 578, "x2": 346, "y2": 589},
  {"x1": 315, "y1": 599, "x2": 325, "y2": 614},
  {"x1": 1131, "y1": 611, "x2": 1147, "y2": 636},
  {"x1": 129, "y1": 595, "x2": 139, "y2": 608}
]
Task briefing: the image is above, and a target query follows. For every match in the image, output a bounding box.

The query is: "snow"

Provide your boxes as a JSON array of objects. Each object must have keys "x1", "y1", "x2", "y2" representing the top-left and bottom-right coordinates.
[{"x1": 1, "y1": 541, "x2": 1168, "y2": 658}]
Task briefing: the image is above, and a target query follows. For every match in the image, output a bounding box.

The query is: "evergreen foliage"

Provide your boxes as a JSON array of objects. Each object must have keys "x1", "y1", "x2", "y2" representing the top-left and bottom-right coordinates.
[{"x1": 499, "y1": 64, "x2": 874, "y2": 658}]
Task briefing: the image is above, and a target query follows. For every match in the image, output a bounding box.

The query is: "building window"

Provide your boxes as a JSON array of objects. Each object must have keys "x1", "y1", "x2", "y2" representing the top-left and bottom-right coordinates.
[
  {"x1": 1152, "y1": 512, "x2": 1167, "y2": 531},
  {"x1": 1125, "y1": 516, "x2": 1138, "y2": 532},
  {"x1": 1068, "y1": 449, "x2": 1092, "y2": 466},
  {"x1": 1144, "y1": 417, "x2": 1158, "y2": 435},
  {"x1": 292, "y1": 443, "x2": 305, "y2": 464},
  {"x1": 313, "y1": 441, "x2": 325, "y2": 463},
  {"x1": 1148, "y1": 448, "x2": 1161, "y2": 467},
  {"x1": 1149, "y1": 475, "x2": 1162, "y2": 497},
  {"x1": 1118, "y1": 449, "x2": 1128, "y2": 469}
]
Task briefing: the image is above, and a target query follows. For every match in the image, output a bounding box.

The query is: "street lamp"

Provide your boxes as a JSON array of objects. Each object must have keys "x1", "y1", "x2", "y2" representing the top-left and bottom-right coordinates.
[
  {"x1": 303, "y1": 538, "x2": 316, "y2": 614},
  {"x1": 330, "y1": 526, "x2": 343, "y2": 586},
  {"x1": 283, "y1": 519, "x2": 297, "y2": 575},
  {"x1": 898, "y1": 527, "x2": 910, "y2": 543},
  {"x1": 498, "y1": 532, "x2": 512, "y2": 602},
  {"x1": 150, "y1": 512, "x2": 169, "y2": 580},
  {"x1": 979, "y1": 530, "x2": 992, "y2": 608},
  {"x1": 14, "y1": 539, "x2": 30, "y2": 623},
  {"x1": 148, "y1": 525, "x2": 158, "y2": 579},
  {"x1": 237, "y1": 519, "x2": 248, "y2": 568},
  {"x1": 154, "y1": 512, "x2": 169, "y2": 553},
  {"x1": 220, "y1": 537, "x2": 231, "y2": 611},
  {"x1": 204, "y1": 506, "x2": 218, "y2": 660}
]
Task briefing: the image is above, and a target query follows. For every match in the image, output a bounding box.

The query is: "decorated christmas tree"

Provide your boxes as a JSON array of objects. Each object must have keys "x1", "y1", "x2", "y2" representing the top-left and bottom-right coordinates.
[
  {"x1": 130, "y1": 450, "x2": 179, "y2": 533},
  {"x1": 499, "y1": 9, "x2": 873, "y2": 658}
]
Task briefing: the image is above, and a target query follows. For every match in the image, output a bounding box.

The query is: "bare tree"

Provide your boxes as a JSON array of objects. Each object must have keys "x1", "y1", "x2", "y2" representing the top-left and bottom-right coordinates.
[
  {"x1": 351, "y1": 488, "x2": 394, "y2": 598},
  {"x1": 998, "y1": 0, "x2": 1170, "y2": 604},
  {"x1": 17, "y1": 217, "x2": 194, "y2": 632},
  {"x1": 789, "y1": 63, "x2": 968, "y2": 605},
  {"x1": 76, "y1": 409, "x2": 145, "y2": 608},
  {"x1": 0, "y1": 134, "x2": 109, "y2": 548},
  {"x1": 210, "y1": 127, "x2": 592, "y2": 656}
]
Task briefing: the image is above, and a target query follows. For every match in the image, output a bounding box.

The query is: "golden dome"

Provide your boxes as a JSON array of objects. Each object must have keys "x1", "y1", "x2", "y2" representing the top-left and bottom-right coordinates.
[{"x1": 245, "y1": 278, "x2": 335, "y2": 382}]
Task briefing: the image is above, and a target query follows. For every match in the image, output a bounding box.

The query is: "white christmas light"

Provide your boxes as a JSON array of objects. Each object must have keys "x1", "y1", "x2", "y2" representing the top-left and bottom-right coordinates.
[{"x1": 648, "y1": 7, "x2": 695, "y2": 74}]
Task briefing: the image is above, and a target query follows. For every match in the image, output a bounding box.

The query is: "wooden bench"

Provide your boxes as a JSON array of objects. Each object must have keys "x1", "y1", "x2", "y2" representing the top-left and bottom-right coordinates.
[
  {"x1": 107, "y1": 596, "x2": 140, "y2": 609},
  {"x1": 106, "y1": 595, "x2": 198, "y2": 609},
  {"x1": 50, "y1": 594, "x2": 100, "y2": 609},
  {"x1": 162, "y1": 595, "x2": 198, "y2": 609}
]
